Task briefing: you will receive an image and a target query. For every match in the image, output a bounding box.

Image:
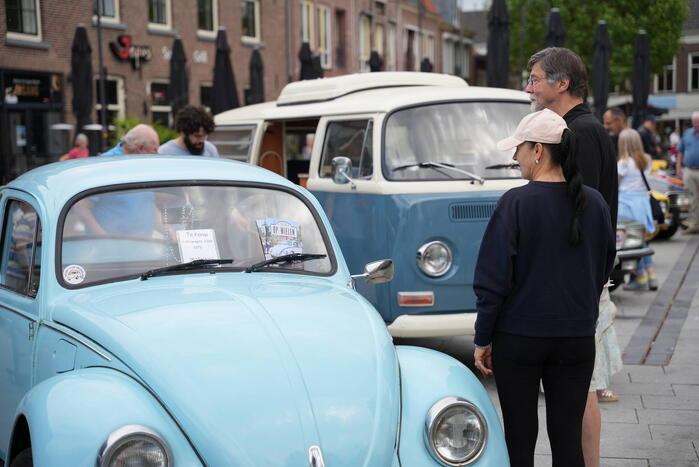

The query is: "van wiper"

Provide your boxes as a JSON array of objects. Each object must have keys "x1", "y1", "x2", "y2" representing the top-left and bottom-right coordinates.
[
  {"x1": 392, "y1": 161, "x2": 485, "y2": 184},
  {"x1": 485, "y1": 163, "x2": 520, "y2": 170},
  {"x1": 141, "y1": 259, "x2": 234, "y2": 280},
  {"x1": 245, "y1": 253, "x2": 327, "y2": 273}
]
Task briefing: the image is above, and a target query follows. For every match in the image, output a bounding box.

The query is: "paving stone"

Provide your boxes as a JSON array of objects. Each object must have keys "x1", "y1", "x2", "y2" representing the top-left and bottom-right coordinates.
[
  {"x1": 642, "y1": 395, "x2": 699, "y2": 410},
  {"x1": 661, "y1": 366, "x2": 699, "y2": 384},
  {"x1": 649, "y1": 460, "x2": 699, "y2": 467},
  {"x1": 672, "y1": 384, "x2": 699, "y2": 398},
  {"x1": 601, "y1": 439, "x2": 698, "y2": 461},
  {"x1": 599, "y1": 406, "x2": 639, "y2": 424},
  {"x1": 650, "y1": 424, "x2": 699, "y2": 442},
  {"x1": 637, "y1": 408, "x2": 699, "y2": 426},
  {"x1": 611, "y1": 382, "x2": 675, "y2": 396},
  {"x1": 601, "y1": 422, "x2": 652, "y2": 442},
  {"x1": 626, "y1": 366, "x2": 666, "y2": 383},
  {"x1": 601, "y1": 460, "x2": 650, "y2": 467}
]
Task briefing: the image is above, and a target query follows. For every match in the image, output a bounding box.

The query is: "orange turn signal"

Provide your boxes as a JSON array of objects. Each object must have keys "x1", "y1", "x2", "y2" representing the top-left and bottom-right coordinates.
[{"x1": 398, "y1": 291, "x2": 435, "y2": 307}]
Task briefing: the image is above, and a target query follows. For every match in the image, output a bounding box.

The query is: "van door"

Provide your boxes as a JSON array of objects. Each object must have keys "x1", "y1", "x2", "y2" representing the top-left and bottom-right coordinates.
[{"x1": 253, "y1": 119, "x2": 320, "y2": 186}]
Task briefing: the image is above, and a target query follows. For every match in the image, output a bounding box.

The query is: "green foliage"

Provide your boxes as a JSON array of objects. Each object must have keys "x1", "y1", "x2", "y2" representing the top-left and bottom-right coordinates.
[
  {"x1": 508, "y1": 0, "x2": 688, "y2": 92},
  {"x1": 109, "y1": 114, "x2": 180, "y2": 147}
]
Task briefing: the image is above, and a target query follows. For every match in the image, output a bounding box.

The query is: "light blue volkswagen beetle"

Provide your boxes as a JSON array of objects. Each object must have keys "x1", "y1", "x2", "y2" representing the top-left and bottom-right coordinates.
[{"x1": 0, "y1": 156, "x2": 508, "y2": 467}]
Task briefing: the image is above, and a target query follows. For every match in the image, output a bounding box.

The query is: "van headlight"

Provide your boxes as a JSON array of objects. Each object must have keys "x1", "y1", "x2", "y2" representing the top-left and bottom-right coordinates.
[
  {"x1": 98, "y1": 425, "x2": 172, "y2": 467},
  {"x1": 417, "y1": 241, "x2": 452, "y2": 277},
  {"x1": 425, "y1": 397, "x2": 487, "y2": 466}
]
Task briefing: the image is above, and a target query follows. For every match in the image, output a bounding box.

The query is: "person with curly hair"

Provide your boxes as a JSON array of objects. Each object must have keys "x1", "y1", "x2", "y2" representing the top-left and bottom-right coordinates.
[{"x1": 158, "y1": 105, "x2": 220, "y2": 157}]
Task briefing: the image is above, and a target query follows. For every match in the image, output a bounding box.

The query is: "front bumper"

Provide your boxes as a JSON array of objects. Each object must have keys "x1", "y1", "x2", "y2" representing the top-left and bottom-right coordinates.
[
  {"x1": 617, "y1": 247, "x2": 654, "y2": 262},
  {"x1": 388, "y1": 312, "x2": 477, "y2": 338}
]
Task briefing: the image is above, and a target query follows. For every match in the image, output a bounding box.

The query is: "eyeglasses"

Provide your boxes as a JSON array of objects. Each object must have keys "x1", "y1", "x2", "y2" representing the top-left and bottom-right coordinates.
[{"x1": 526, "y1": 75, "x2": 546, "y2": 87}]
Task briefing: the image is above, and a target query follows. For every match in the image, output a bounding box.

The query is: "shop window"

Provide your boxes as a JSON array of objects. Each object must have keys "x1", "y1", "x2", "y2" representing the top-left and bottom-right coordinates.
[
  {"x1": 359, "y1": 15, "x2": 371, "y2": 72},
  {"x1": 334, "y1": 9, "x2": 346, "y2": 69},
  {"x1": 0, "y1": 200, "x2": 41, "y2": 298},
  {"x1": 149, "y1": 80, "x2": 172, "y2": 126},
  {"x1": 318, "y1": 5, "x2": 331, "y2": 69},
  {"x1": 655, "y1": 59, "x2": 675, "y2": 93},
  {"x1": 300, "y1": 1, "x2": 313, "y2": 46},
  {"x1": 320, "y1": 119, "x2": 373, "y2": 179},
  {"x1": 6, "y1": 0, "x2": 42, "y2": 41},
  {"x1": 94, "y1": 76, "x2": 125, "y2": 126},
  {"x1": 200, "y1": 83, "x2": 212, "y2": 112},
  {"x1": 424, "y1": 34, "x2": 434, "y2": 63},
  {"x1": 241, "y1": 0, "x2": 261, "y2": 42},
  {"x1": 386, "y1": 23, "x2": 396, "y2": 71},
  {"x1": 198, "y1": 0, "x2": 218, "y2": 36},
  {"x1": 148, "y1": 0, "x2": 172, "y2": 29},
  {"x1": 93, "y1": 0, "x2": 120, "y2": 24}
]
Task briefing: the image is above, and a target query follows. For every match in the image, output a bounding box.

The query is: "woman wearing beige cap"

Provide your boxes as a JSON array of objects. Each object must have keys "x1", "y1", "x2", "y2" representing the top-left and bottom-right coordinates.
[{"x1": 472, "y1": 109, "x2": 616, "y2": 467}]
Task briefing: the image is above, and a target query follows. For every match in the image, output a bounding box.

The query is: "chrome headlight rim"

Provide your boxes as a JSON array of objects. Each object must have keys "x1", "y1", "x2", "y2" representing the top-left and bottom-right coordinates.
[
  {"x1": 416, "y1": 241, "x2": 453, "y2": 277},
  {"x1": 98, "y1": 424, "x2": 172, "y2": 467},
  {"x1": 424, "y1": 396, "x2": 488, "y2": 466}
]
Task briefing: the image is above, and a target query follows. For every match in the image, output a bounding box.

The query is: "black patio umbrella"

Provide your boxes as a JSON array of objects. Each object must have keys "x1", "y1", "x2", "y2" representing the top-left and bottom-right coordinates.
[
  {"x1": 312, "y1": 55, "x2": 324, "y2": 79},
  {"x1": 369, "y1": 51, "x2": 383, "y2": 72},
  {"x1": 298, "y1": 42, "x2": 315, "y2": 80},
  {"x1": 71, "y1": 24, "x2": 93, "y2": 137},
  {"x1": 420, "y1": 58, "x2": 433, "y2": 72},
  {"x1": 211, "y1": 27, "x2": 239, "y2": 115},
  {"x1": 247, "y1": 49, "x2": 264, "y2": 105},
  {"x1": 632, "y1": 30, "x2": 650, "y2": 129},
  {"x1": 169, "y1": 36, "x2": 189, "y2": 120},
  {"x1": 545, "y1": 8, "x2": 565, "y2": 48},
  {"x1": 486, "y1": 0, "x2": 509, "y2": 88},
  {"x1": 592, "y1": 20, "x2": 611, "y2": 121}
]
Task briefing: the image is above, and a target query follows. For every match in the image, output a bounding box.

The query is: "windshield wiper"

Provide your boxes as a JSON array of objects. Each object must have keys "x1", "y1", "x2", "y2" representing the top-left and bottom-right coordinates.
[
  {"x1": 141, "y1": 258, "x2": 234, "y2": 280},
  {"x1": 485, "y1": 163, "x2": 520, "y2": 170},
  {"x1": 245, "y1": 253, "x2": 327, "y2": 273},
  {"x1": 392, "y1": 161, "x2": 485, "y2": 184}
]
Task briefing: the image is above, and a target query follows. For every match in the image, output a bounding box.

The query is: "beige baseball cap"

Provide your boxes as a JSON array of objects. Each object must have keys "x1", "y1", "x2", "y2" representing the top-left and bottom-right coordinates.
[{"x1": 496, "y1": 108, "x2": 568, "y2": 151}]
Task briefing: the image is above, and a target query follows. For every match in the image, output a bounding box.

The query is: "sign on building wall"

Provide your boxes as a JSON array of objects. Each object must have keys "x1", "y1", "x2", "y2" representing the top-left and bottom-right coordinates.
[{"x1": 109, "y1": 35, "x2": 153, "y2": 70}]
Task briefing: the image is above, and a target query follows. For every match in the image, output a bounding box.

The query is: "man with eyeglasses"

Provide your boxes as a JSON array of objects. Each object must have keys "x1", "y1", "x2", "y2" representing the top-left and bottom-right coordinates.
[{"x1": 525, "y1": 47, "x2": 618, "y2": 467}]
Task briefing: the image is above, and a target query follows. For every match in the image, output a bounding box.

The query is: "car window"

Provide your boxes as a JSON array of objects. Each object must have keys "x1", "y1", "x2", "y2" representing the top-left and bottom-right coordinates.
[
  {"x1": 319, "y1": 120, "x2": 373, "y2": 179},
  {"x1": 60, "y1": 184, "x2": 334, "y2": 287},
  {"x1": 384, "y1": 101, "x2": 531, "y2": 180},
  {"x1": 207, "y1": 125, "x2": 257, "y2": 161},
  {"x1": 0, "y1": 200, "x2": 41, "y2": 297}
]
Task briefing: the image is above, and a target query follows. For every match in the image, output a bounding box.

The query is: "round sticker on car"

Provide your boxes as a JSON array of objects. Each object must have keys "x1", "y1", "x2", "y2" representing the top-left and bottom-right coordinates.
[{"x1": 63, "y1": 265, "x2": 86, "y2": 284}]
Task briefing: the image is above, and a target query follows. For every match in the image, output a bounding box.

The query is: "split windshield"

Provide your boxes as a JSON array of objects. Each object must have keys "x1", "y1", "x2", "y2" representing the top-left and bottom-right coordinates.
[
  {"x1": 384, "y1": 101, "x2": 531, "y2": 181},
  {"x1": 60, "y1": 184, "x2": 333, "y2": 287}
]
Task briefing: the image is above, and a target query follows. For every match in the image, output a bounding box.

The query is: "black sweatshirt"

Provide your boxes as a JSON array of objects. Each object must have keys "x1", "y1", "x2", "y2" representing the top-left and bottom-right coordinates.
[
  {"x1": 473, "y1": 182, "x2": 616, "y2": 346},
  {"x1": 564, "y1": 103, "x2": 619, "y2": 228}
]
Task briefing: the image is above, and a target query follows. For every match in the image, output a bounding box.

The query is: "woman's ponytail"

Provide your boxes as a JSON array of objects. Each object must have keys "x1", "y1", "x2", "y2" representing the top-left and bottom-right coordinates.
[{"x1": 558, "y1": 129, "x2": 586, "y2": 245}]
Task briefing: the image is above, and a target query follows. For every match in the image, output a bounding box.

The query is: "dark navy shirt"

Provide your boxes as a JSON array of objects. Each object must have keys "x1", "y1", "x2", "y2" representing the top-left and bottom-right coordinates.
[{"x1": 473, "y1": 181, "x2": 616, "y2": 346}]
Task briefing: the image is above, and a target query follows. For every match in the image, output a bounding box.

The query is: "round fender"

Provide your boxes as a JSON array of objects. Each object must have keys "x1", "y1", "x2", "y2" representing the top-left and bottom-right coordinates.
[
  {"x1": 396, "y1": 345, "x2": 509, "y2": 467},
  {"x1": 15, "y1": 367, "x2": 201, "y2": 467}
]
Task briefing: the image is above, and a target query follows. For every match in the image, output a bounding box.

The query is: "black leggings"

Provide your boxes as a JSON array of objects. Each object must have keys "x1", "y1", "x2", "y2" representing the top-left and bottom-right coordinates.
[{"x1": 491, "y1": 332, "x2": 595, "y2": 467}]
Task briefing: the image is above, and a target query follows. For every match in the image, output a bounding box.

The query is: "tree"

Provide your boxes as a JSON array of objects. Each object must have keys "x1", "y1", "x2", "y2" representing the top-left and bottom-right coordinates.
[{"x1": 508, "y1": 0, "x2": 688, "y2": 92}]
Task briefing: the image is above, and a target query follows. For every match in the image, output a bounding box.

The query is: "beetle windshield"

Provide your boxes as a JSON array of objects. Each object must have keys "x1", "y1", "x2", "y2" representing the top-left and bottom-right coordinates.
[
  {"x1": 384, "y1": 101, "x2": 531, "y2": 181},
  {"x1": 60, "y1": 184, "x2": 333, "y2": 287}
]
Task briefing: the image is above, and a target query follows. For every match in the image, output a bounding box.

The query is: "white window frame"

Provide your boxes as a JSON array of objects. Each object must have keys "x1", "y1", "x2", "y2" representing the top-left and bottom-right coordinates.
[
  {"x1": 424, "y1": 34, "x2": 434, "y2": 63},
  {"x1": 93, "y1": 0, "x2": 121, "y2": 25},
  {"x1": 654, "y1": 57, "x2": 676, "y2": 93},
  {"x1": 6, "y1": 0, "x2": 42, "y2": 43},
  {"x1": 197, "y1": 0, "x2": 219, "y2": 38},
  {"x1": 386, "y1": 23, "x2": 396, "y2": 71},
  {"x1": 374, "y1": 22, "x2": 384, "y2": 56},
  {"x1": 149, "y1": 79, "x2": 172, "y2": 126},
  {"x1": 301, "y1": 1, "x2": 314, "y2": 47},
  {"x1": 318, "y1": 4, "x2": 332, "y2": 69},
  {"x1": 689, "y1": 53, "x2": 699, "y2": 92},
  {"x1": 359, "y1": 15, "x2": 371, "y2": 72},
  {"x1": 241, "y1": 0, "x2": 261, "y2": 43},
  {"x1": 442, "y1": 37, "x2": 455, "y2": 75},
  {"x1": 95, "y1": 75, "x2": 125, "y2": 121},
  {"x1": 148, "y1": 0, "x2": 172, "y2": 31}
]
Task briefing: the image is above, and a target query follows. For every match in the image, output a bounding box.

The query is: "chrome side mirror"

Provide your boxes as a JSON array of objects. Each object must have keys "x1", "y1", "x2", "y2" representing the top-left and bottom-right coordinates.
[
  {"x1": 351, "y1": 259, "x2": 394, "y2": 285},
  {"x1": 331, "y1": 156, "x2": 353, "y2": 185}
]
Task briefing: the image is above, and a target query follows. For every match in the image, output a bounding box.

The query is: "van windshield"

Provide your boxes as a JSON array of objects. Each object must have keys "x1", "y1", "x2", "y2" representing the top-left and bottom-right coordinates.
[{"x1": 384, "y1": 101, "x2": 531, "y2": 181}]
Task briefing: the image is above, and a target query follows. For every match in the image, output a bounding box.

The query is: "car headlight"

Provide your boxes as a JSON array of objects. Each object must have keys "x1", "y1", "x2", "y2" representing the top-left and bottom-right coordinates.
[
  {"x1": 677, "y1": 193, "x2": 692, "y2": 208},
  {"x1": 622, "y1": 225, "x2": 644, "y2": 249},
  {"x1": 660, "y1": 200, "x2": 669, "y2": 216},
  {"x1": 417, "y1": 241, "x2": 453, "y2": 277},
  {"x1": 98, "y1": 425, "x2": 172, "y2": 467},
  {"x1": 425, "y1": 397, "x2": 487, "y2": 466}
]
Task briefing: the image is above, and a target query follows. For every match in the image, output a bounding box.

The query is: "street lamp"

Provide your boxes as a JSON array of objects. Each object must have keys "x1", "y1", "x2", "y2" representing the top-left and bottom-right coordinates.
[{"x1": 94, "y1": 0, "x2": 108, "y2": 152}]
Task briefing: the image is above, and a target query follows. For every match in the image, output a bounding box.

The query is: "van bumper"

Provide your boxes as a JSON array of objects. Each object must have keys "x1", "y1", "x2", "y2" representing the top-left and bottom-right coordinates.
[{"x1": 387, "y1": 312, "x2": 477, "y2": 338}]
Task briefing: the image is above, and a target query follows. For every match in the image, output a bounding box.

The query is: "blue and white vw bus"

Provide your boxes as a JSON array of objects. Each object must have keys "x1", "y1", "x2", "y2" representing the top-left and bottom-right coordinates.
[{"x1": 212, "y1": 72, "x2": 530, "y2": 337}]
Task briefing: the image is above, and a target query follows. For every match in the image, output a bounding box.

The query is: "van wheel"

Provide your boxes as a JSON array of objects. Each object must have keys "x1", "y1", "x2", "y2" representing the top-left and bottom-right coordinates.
[{"x1": 9, "y1": 449, "x2": 32, "y2": 467}]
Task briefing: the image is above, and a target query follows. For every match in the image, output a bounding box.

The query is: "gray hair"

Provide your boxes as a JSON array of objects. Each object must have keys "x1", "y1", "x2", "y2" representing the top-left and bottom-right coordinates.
[
  {"x1": 528, "y1": 47, "x2": 588, "y2": 100},
  {"x1": 692, "y1": 111, "x2": 699, "y2": 121},
  {"x1": 75, "y1": 133, "x2": 88, "y2": 144},
  {"x1": 121, "y1": 124, "x2": 159, "y2": 153}
]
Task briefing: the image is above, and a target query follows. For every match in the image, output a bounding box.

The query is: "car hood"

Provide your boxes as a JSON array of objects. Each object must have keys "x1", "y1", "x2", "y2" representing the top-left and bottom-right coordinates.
[{"x1": 53, "y1": 273, "x2": 400, "y2": 466}]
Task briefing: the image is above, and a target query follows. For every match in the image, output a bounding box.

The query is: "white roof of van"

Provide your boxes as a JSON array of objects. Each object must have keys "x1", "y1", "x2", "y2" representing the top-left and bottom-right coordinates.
[{"x1": 215, "y1": 73, "x2": 530, "y2": 124}]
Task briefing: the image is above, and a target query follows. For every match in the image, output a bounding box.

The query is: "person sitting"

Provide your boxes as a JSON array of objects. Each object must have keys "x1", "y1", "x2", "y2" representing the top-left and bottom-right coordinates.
[{"x1": 59, "y1": 133, "x2": 89, "y2": 161}]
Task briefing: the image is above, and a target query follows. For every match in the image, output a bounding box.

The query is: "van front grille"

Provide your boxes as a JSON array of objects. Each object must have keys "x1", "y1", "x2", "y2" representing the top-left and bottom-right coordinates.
[{"x1": 449, "y1": 202, "x2": 497, "y2": 222}]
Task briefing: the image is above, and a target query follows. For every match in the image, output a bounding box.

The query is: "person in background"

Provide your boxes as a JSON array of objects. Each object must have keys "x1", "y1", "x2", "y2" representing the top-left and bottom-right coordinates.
[
  {"x1": 637, "y1": 114, "x2": 660, "y2": 159},
  {"x1": 677, "y1": 112, "x2": 699, "y2": 234},
  {"x1": 158, "y1": 105, "x2": 219, "y2": 157},
  {"x1": 617, "y1": 129, "x2": 657, "y2": 291},
  {"x1": 473, "y1": 109, "x2": 616, "y2": 467},
  {"x1": 603, "y1": 107, "x2": 628, "y2": 151},
  {"x1": 525, "y1": 46, "x2": 618, "y2": 467},
  {"x1": 59, "y1": 133, "x2": 89, "y2": 161},
  {"x1": 101, "y1": 124, "x2": 160, "y2": 156}
]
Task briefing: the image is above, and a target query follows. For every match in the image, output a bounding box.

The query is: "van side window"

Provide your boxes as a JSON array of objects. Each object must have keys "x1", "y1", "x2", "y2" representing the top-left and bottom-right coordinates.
[
  {"x1": 320, "y1": 120, "x2": 373, "y2": 179},
  {"x1": 0, "y1": 200, "x2": 42, "y2": 297}
]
